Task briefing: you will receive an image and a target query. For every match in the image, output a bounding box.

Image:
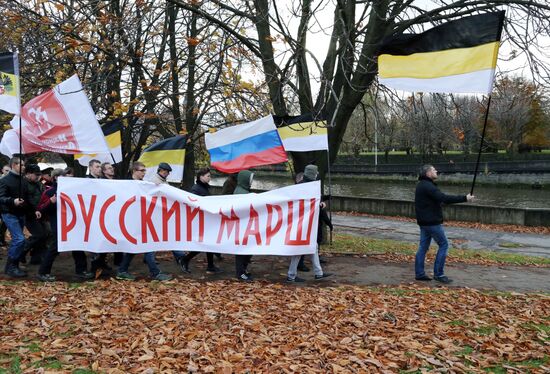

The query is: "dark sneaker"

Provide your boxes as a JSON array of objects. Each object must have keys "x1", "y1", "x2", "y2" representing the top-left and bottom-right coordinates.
[
  {"x1": 297, "y1": 264, "x2": 310, "y2": 272},
  {"x1": 75, "y1": 271, "x2": 94, "y2": 280},
  {"x1": 116, "y1": 271, "x2": 136, "y2": 281},
  {"x1": 238, "y1": 273, "x2": 253, "y2": 282},
  {"x1": 314, "y1": 272, "x2": 333, "y2": 280},
  {"x1": 286, "y1": 276, "x2": 305, "y2": 283},
  {"x1": 178, "y1": 258, "x2": 190, "y2": 274},
  {"x1": 38, "y1": 274, "x2": 56, "y2": 282},
  {"x1": 434, "y1": 276, "x2": 453, "y2": 284},
  {"x1": 152, "y1": 273, "x2": 172, "y2": 281},
  {"x1": 6, "y1": 266, "x2": 27, "y2": 278},
  {"x1": 206, "y1": 266, "x2": 223, "y2": 274},
  {"x1": 415, "y1": 275, "x2": 432, "y2": 281}
]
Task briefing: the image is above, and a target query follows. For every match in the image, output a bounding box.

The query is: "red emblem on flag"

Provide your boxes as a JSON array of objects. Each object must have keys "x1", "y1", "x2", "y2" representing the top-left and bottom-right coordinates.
[{"x1": 21, "y1": 89, "x2": 79, "y2": 152}]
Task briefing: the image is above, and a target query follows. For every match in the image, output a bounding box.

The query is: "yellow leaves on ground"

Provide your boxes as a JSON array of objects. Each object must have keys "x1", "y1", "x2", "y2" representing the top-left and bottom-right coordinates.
[{"x1": 0, "y1": 280, "x2": 548, "y2": 372}]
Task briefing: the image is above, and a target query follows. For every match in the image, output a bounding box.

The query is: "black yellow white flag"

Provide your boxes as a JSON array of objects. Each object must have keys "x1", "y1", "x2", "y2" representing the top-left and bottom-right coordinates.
[
  {"x1": 138, "y1": 135, "x2": 186, "y2": 182},
  {"x1": 378, "y1": 12, "x2": 505, "y2": 94},
  {"x1": 275, "y1": 114, "x2": 328, "y2": 152},
  {"x1": 75, "y1": 119, "x2": 123, "y2": 166},
  {"x1": 0, "y1": 51, "x2": 21, "y2": 115}
]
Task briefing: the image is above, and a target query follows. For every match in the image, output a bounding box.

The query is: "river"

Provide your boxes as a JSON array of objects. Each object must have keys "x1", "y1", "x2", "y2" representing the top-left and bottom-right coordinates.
[{"x1": 211, "y1": 175, "x2": 550, "y2": 209}]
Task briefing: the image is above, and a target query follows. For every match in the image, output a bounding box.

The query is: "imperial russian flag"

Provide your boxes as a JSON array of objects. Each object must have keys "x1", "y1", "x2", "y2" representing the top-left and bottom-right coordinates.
[
  {"x1": 205, "y1": 115, "x2": 288, "y2": 173},
  {"x1": 378, "y1": 11, "x2": 505, "y2": 94}
]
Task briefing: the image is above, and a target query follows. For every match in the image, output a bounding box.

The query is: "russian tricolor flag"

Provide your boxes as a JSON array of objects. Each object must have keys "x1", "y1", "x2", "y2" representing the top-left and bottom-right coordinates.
[{"x1": 205, "y1": 115, "x2": 288, "y2": 173}]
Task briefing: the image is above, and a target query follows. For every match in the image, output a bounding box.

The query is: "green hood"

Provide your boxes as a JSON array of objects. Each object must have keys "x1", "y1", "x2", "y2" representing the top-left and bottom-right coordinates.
[{"x1": 234, "y1": 170, "x2": 253, "y2": 194}]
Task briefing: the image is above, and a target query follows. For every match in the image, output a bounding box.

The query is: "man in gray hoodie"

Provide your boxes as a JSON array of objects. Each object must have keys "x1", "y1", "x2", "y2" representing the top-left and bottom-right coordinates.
[{"x1": 287, "y1": 165, "x2": 333, "y2": 282}]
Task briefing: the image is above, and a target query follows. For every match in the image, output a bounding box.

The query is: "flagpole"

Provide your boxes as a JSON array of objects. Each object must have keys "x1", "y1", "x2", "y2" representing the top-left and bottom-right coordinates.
[
  {"x1": 17, "y1": 50, "x2": 22, "y2": 197},
  {"x1": 325, "y1": 145, "x2": 333, "y2": 246},
  {"x1": 470, "y1": 95, "x2": 492, "y2": 195},
  {"x1": 325, "y1": 115, "x2": 334, "y2": 247},
  {"x1": 18, "y1": 115, "x2": 22, "y2": 197}
]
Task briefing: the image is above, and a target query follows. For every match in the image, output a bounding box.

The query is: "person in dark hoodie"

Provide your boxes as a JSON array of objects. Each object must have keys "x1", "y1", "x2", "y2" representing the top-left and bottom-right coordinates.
[
  {"x1": 286, "y1": 165, "x2": 333, "y2": 282},
  {"x1": 37, "y1": 169, "x2": 94, "y2": 281},
  {"x1": 234, "y1": 170, "x2": 254, "y2": 281},
  {"x1": 414, "y1": 165, "x2": 474, "y2": 284},
  {"x1": 178, "y1": 167, "x2": 222, "y2": 274},
  {"x1": 0, "y1": 157, "x2": 42, "y2": 277},
  {"x1": 20, "y1": 164, "x2": 49, "y2": 265}
]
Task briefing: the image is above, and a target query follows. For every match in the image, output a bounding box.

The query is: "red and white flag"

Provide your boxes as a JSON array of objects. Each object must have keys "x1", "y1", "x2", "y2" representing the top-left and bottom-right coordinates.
[{"x1": 0, "y1": 74, "x2": 109, "y2": 157}]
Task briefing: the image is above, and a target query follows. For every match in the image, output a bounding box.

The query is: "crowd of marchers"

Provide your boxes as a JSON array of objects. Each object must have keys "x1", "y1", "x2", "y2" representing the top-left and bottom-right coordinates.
[{"x1": 0, "y1": 157, "x2": 473, "y2": 285}]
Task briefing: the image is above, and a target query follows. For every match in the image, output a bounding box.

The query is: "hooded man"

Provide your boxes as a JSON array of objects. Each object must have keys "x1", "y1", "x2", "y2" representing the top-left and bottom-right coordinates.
[
  {"x1": 286, "y1": 165, "x2": 333, "y2": 283},
  {"x1": 234, "y1": 170, "x2": 254, "y2": 281}
]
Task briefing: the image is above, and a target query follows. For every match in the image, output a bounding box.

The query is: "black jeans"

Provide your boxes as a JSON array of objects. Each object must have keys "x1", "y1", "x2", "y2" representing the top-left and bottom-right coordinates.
[
  {"x1": 39, "y1": 236, "x2": 89, "y2": 275},
  {"x1": 184, "y1": 252, "x2": 214, "y2": 268},
  {"x1": 235, "y1": 255, "x2": 252, "y2": 277},
  {"x1": 24, "y1": 218, "x2": 49, "y2": 259}
]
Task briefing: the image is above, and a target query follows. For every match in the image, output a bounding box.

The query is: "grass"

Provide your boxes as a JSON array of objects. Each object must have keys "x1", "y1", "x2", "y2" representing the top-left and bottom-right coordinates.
[
  {"x1": 0, "y1": 355, "x2": 22, "y2": 374},
  {"x1": 483, "y1": 355, "x2": 549, "y2": 372},
  {"x1": 448, "y1": 319, "x2": 468, "y2": 327},
  {"x1": 498, "y1": 242, "x2": 523, "y2": 248},
  {"x1": 329, "y1": 233, "x2": 550, "y2": 266},
  {"x1": 32, "y1": 357, "x2": 63, "y2": 369},
  {"x1": 474, "y1": 326, "x2": 499, "y2": 336}
]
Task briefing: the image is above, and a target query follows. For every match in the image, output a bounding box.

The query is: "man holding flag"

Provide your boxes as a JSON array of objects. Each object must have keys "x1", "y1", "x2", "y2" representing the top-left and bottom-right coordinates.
[{"x1": 378, "y1": 11, "x2": 504, "y2": 282}]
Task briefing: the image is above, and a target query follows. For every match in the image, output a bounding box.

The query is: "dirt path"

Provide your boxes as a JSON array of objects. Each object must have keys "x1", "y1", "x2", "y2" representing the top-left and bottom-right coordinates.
[{"x1": 2, "y1": 250, "x2": 549, "y2": 293}]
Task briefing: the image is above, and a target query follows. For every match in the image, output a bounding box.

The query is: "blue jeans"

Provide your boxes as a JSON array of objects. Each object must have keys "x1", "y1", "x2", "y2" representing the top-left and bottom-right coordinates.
[
  {"x1": 118, "y1": 252, "x2": 160, "y2": 277},
  {"x1": 172, "y1": 251, "x2": 185, "y2": 261},
  {"x1": 2, "y1": 213, "x2": 25, "y2": 260},
  {"x1": 415, "y1": 225, "x2": 449, "y2": 278}
]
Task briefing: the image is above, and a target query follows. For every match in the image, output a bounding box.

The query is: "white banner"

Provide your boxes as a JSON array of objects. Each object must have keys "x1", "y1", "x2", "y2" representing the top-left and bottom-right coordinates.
[{"x1": 57, "y1": 178, "x2": 320, "y2": 255}]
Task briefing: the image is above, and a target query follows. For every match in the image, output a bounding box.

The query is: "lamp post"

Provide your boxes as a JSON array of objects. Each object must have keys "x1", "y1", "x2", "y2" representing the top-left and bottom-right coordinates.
[{"x1": 374, "y1": 114, "x2": 378, "y2": 169}]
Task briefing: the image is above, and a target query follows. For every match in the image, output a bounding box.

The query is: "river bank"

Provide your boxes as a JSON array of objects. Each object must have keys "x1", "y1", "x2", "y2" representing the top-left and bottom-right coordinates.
[{"x1": 244, "y1": 170, "x2": 550, "y2": 189}]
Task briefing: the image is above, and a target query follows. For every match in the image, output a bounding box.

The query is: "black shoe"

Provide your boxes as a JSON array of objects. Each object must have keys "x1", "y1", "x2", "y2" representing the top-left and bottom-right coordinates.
[
  {"x1": 314, "y1": 272, "x2": 333, "y2": 280},
  {"x1": 5, "y1": 259, "x2": 27, "y2": 278},
  {"x1": 206, "y1": 266, "x2": 222, "y2": 274},
  {"x1": 434, "y1": 276, "x2": 453, "y2": 284},
  {"x1": 297, "y1": 264, "x2": 310, "y2": 272},
  {"x1": 75, "y1": 271, "x2": 94, "y2": 280},
  {"x1": 178, "y1": 258, "x2": 190, "y2": 274},
  {"x1": 286, "y1": 276, "x2": 305, "y2": 283},
  {"x1": 415, "y1": 275, "x2": 432, "y2": 281},
  {"x1": 6, "y1": 265, "x2": 27, "y2": 278}
]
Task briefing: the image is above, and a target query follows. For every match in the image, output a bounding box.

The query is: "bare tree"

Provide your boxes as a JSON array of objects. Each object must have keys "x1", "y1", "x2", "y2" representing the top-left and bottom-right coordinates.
[{"x1": 167, "y1": 0, "x2": 550, "y2": 174}]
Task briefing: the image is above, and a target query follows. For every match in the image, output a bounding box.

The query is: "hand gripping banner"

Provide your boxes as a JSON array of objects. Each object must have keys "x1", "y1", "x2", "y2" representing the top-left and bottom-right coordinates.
[{"x1": 57, "y1": 178, "x2": 320, "y2": 255}]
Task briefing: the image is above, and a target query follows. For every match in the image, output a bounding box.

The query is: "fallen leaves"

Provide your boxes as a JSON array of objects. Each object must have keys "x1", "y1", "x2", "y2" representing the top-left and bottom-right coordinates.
[{"x1": 0, "y1": 280, "x2": 548, "y2": 372}]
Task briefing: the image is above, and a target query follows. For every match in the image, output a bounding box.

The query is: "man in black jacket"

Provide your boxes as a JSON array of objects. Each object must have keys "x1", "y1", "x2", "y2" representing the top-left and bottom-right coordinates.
[
  {"x1": 20, "y1": 164, "x2": 49, "y2": 265},
  {"x1": 414, "y1": 165, "x2": 474, "y2": 284},
  {"x1": 0, "y1": 157, "x2": 41, "y2": 277}
]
